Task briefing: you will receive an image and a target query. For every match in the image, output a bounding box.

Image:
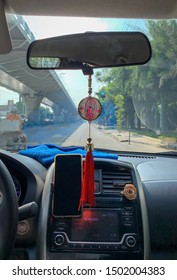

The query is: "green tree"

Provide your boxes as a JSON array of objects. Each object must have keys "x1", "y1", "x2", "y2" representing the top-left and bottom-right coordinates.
[
  {"x1": 96, "y1": 20, "x2": 177, "y2": 132},
  {"x1": 133, "y1": 20, "x2": 177, "y2": 131},
  {"x1": 96, "y1": 67, "x2": 136, "y2": 128},
  {"x1": 16, "y1": 100, "x2": 24, "y2": 115},
  {"x1": 149, "y1": 20, "x2": 177, "y2": 130},
  {"x1": 115, "y1": 94, "x2": 125, "y2": 130}
]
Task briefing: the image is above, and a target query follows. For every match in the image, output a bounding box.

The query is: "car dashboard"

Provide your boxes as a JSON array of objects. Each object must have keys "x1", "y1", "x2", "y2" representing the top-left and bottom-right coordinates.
[{"x1": 0, "y1": 149, "x2": 177, "y2": 260}]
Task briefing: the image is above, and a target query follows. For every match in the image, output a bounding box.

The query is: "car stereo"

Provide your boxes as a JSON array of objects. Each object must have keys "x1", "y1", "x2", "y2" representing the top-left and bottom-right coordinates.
[{"x1": 50, "y1": 207, "x2": 139, "y2": 252}]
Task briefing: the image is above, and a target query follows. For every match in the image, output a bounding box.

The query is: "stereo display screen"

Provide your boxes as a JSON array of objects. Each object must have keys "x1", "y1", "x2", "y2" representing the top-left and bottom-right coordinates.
[{"x1": 71, "y1": 209, "x2": 119, "y2": 242}]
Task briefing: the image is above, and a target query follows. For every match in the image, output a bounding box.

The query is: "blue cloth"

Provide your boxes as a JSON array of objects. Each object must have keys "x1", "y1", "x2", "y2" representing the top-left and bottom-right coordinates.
[{"x1": 19, "y1": 144, "x2": 118, "y2": 166}]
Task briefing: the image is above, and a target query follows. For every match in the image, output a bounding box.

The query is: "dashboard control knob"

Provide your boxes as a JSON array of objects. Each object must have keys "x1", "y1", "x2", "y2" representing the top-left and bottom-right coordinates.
[
  {"x1": 126, "y1": 236, "x2": 136, "y2": 247},
  {"x1": 17, "y1": 220, "x2": 30, "y2": 235},
  {"x1": 54, "y1": 234, "x2": 64, "y2": 246}
]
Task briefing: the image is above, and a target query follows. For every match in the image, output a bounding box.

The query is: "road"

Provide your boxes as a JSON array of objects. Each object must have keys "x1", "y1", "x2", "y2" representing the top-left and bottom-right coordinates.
[{"x1": 24, "y1": 121, "x2": 170, "y2": 153}]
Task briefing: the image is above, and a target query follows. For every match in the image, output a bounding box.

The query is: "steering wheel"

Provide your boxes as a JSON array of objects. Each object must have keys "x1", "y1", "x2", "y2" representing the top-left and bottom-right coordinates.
[{"x1": 0, "y1": 160, "x2": 18, "y2": 259}]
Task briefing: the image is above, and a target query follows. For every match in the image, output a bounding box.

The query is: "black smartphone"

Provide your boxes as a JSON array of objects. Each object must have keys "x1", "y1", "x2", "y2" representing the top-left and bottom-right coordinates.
[{"x1": 52, "y1": 154, "x2": 82, "y2": 217}]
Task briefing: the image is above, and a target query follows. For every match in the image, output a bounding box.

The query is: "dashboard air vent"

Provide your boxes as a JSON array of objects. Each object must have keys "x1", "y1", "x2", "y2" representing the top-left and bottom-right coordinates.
[{"x1": 102, "y1": 169, "x2": 132, "y2": 194}]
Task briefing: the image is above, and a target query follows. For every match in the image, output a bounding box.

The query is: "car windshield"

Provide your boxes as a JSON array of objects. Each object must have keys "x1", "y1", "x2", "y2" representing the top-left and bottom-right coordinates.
[{"x1": 0, "y1": 15, "x2": 177, "y2": 154}]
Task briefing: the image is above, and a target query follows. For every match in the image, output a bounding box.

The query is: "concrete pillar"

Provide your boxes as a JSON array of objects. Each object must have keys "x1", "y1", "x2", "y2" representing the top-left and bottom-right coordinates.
[
  {"x1": 52, "y1": 103, "x2": 62, "y2": 122},
  {"x1": 22, "y1": 94, "x2": 43, "y2": 118}
]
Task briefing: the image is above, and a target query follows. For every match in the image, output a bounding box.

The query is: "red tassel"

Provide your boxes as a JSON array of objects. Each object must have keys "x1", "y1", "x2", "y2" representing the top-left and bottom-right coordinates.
[{"x1": 79, "y1": 150, "x2": 96, "y2": 209}]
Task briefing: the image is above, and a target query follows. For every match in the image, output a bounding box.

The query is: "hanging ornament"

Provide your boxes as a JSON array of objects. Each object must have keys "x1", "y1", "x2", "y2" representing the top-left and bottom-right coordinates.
[
  {"x1": 78, "y1": 96, "x2": 102, "y2": 121},
  {"x1": 78, "y1": 74, "x2": 102, "y2": 209}
]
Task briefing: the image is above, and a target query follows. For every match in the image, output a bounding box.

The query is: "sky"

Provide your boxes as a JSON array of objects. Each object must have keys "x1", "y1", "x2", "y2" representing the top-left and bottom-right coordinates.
[
  {"x1": 24, "y1": 16, "x2": 121, "y2": 106},
  {"x1": 0, "y1": 16, "x2": 126, "y2": 107},
  {"x1": 0, "y1": 16, "x2": 123, "y2": 107},
  {"x1": 1, "y1": 16, "x2": 147, "y2": 107},
  {"x1": 0, "y1": 87, "x2": 19, "y2": 105}
]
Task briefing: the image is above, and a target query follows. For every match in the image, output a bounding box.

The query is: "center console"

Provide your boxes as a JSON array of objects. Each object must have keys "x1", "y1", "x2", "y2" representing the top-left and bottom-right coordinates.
[
  {"x1": 47, "y1": 161, "x2": 144, "y2": 259},
  {"x1": 51, "y1": 207, "x2": 139, "y2": 251}
]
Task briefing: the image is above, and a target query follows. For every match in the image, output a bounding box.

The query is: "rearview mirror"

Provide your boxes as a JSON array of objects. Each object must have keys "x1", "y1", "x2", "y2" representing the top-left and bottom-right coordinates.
[{"x1": 27, "y1": 32, "x2": 151, "y2": 73}]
